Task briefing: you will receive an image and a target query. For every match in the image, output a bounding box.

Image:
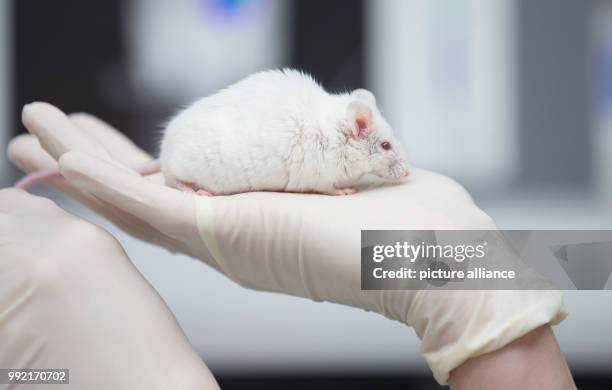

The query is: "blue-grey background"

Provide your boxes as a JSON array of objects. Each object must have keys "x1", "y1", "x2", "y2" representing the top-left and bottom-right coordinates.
[{"x1": 1, "y1": 0, "x2": 610, "y2": 388}]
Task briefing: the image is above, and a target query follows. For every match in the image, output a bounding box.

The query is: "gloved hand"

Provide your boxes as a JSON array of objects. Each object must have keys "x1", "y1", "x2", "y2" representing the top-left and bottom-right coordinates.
[
  {"x1": 8, "y1": 102, "x2": 567, "y2": 384},
  {"x1": 0, "y1": 188, "x2": 219, "y2": 389}
]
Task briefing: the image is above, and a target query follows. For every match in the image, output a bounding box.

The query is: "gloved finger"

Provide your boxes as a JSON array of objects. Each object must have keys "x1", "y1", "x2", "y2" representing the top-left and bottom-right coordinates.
[
  {"x1": 68, "y1": 113, "x2": 153, "y2": 165},
  {"x1": 7, "y1": 134, "x2": 58, "y2": 172},
  {"x1": 21, "y1": 102, "x2": 112, "y2": 161},
  {"x1": 9, "y1": 132, "x2": 165, "y2": 187},
  {"x1": 11, "y1": 113, "x2": 151, "y2": 170},
  {"x1": 58, "y1": 151, "x2": 200, "y2": 246}
]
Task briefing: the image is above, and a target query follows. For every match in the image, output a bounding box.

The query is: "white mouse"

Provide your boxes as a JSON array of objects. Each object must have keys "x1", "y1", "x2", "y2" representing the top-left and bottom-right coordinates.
[
  {"x1": 16, "y1": 69, "x2": 411, "y2": 195},
  {"x1": 160, "y1": 68, "x2": 410, "y2": 196}
]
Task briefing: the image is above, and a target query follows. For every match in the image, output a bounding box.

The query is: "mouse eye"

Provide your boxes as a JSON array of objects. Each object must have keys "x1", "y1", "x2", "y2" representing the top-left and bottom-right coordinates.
[{"x1": 381, "y1": 141, "x2": 392, "y2": 151}]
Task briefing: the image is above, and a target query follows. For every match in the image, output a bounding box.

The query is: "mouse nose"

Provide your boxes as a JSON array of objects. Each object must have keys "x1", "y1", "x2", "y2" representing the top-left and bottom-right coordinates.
[{"x1": 403, "y1": 170, "x2": 411, "y2": 177}]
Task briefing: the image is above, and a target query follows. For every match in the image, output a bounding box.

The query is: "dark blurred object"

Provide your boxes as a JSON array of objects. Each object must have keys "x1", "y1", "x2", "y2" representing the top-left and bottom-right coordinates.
[
  {"x1": 216, "y1": 374, "x2": 611, "y2": 390},
  {"x1": 15, "y1": 0, "x2": 133, "y2": 137},
  {"x1": 218, "y1": 374, "x2": 439, "y2": 390},
  {"x1": 14, "y1": 0, "x2": 364, "y2": 154},
  {"x1": 291, "y1": 0, "x2": 364, "y2": 92}
]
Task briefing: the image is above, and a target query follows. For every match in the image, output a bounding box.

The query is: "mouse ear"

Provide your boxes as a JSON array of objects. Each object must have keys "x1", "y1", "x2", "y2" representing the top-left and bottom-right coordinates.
[
  {"x1": 346, "y1": 100, "x2": 373, "y2": 139},
  {"x1": 351, "y1": 88, "x2": 376, "y2": 106}
]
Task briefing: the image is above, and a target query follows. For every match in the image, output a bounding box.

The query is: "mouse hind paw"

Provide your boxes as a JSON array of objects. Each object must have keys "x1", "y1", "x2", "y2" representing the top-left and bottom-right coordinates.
[
  {"x1": 172, "y1": 180, "x2": 214, "y2": 196},
  {"x1": 323, "y1": 187, "x2": 357, "y2": 196}
]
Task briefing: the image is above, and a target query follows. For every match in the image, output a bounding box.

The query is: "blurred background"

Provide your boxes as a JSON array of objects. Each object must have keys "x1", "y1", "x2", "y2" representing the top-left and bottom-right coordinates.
[{"x1": 1, "y1": 0, "x2": 611, "y2": 388}]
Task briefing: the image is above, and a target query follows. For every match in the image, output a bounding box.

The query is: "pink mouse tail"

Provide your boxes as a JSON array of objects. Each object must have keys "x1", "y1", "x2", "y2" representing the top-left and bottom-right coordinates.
[
  {"x1": 15, "y1": 169, "x2": 63, "y2": 190},
  {"x1": 15, "y1": 159, "x2": 161, "y2": 191}
]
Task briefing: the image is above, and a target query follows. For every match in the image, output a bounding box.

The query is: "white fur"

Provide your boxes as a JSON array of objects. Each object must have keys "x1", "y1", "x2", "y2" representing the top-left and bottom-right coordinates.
[{"x1": 159, "y1": 68, "x2": 409, "y2": 195}]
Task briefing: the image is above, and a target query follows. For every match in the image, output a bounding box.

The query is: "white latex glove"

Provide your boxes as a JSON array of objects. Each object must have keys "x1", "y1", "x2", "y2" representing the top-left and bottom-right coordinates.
[
  {"x1": 0, "y1": 188, "x2": 219, "y2": 389},
  {"x1": 9, "y1": 102, "x2": 567, "y2": 384}
]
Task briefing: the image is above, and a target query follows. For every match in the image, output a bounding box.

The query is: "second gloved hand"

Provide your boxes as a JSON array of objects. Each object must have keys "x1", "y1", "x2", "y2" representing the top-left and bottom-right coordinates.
[{"x1": 0, "y1": 189, "x2": 219, "y2": 389}]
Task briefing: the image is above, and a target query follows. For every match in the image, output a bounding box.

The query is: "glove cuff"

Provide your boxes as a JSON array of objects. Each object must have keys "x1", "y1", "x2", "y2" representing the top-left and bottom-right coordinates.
[{"x1": 423, "y1": 290, "x2": 567, "y2": 384}]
